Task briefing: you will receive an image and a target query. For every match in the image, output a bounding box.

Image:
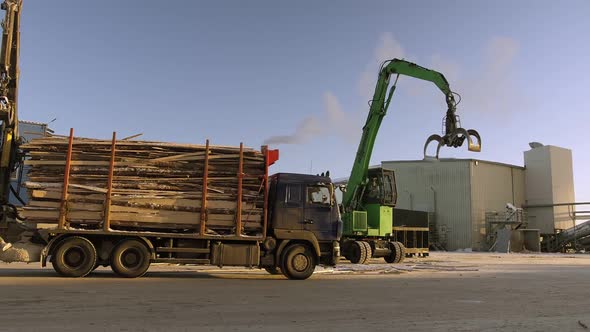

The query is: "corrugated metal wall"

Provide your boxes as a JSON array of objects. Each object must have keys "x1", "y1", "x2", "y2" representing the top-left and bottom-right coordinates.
[
  {"x1": 512, "y1": 168, "x2": 526, "y2": 207},
  {"x1": 470, "y1": 162, "x2": 525, "y2": 250},
  {"x1": 383, "y1": 159, "x2": 525, "y2": 251},
  {"x1": 382, "y1": 160, "x2": 472, "y2": 250}
]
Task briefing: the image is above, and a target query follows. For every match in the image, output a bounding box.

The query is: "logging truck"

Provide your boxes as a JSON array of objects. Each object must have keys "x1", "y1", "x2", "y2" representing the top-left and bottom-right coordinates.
[
  {"x1": 32, "y1": 140, "x2": 341, "y2": 280},
  {"x1": 6, "y1": 135, "x2": 342, "y2": 280},
  {"x1": 0, "y1": 0, "x2": 341, "y2": 280}
]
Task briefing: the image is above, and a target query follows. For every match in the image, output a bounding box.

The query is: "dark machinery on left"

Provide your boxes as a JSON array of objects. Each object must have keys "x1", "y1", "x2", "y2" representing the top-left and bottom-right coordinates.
[{"x1": 0, "y1": 0, "x2": 22, "y2": 229}]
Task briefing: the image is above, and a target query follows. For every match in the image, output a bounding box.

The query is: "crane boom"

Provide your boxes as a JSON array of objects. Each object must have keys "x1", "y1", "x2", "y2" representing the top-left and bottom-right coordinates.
[
  {"x1": 0, "y1": 0, "x2": 22, "y2": 216},
  {"x1": 342, "y1": 59, "x2": 480, "y2": 212}
]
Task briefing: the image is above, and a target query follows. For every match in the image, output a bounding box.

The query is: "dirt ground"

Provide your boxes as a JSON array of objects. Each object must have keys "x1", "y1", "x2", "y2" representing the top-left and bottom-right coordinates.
[{"x1": 0, "y1": 252, "x2": 589, "y2": 331}]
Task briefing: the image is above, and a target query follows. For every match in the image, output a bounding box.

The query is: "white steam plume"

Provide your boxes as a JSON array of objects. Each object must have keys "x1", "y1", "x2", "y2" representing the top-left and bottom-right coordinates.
[
  {"x1": 264, "y1": 34, "x2": 523, "y2": 146},
  {"x1": 264, "y1": 33, "x2": 405, "y2": 146},
  {"x1": 264, "y1": 92, "x2": 360, "y2": 145},
  {"x1": 263, "y1": 116, "x2": 322, "y2": 144}
]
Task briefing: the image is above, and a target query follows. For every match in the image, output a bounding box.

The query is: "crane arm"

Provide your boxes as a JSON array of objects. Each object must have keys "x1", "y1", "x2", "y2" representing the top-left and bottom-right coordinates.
[
  {"x1": 382, "y1": 60, "x2": 452, "y2": 94},
  {"x1": 342, "y1": 59, "x2": 480, "y2": 211},
  {"x1": 0, "y1": 0, "x2": 21, "y2": 207}
]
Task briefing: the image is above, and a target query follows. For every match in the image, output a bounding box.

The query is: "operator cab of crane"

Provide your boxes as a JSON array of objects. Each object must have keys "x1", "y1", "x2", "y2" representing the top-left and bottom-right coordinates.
[{"x1": 363, "y1": 168, "x2": 397, "y2": 207}]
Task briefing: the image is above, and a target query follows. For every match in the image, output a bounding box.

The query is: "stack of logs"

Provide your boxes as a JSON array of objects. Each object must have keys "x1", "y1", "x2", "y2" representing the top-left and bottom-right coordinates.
[{"x1": 20, "y1": 134, "x2": 267, "y2": 236}]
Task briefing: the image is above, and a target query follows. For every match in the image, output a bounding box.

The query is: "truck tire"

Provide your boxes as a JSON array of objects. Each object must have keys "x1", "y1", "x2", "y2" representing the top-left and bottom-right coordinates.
[
  {"x1": 51, "y1": 236, "x2": 97, "y2": 277},
  {"x1": 280, "y1": 244, "x2": 316, "y2": 280},
  {"x1": 384, "y1": 241, "x2": 402, "y2": 264},
  {"x1": 397, "y1": 242, "x2": 406, "y2": 263},
  {"x1": 362, "y1": 241, "x2": 373, "y2": 262},
  {"x1": 348, "y1": 241, "x2": 368, "y2": 264},
  {"x1": 110, "y1": 239, "x2": 151, "y2": 278}
]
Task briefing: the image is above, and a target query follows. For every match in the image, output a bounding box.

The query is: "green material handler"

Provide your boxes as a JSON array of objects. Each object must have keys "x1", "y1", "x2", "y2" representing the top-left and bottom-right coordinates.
[{"x1": 340, "y1": 59, "x2": 481, "y2": 264}]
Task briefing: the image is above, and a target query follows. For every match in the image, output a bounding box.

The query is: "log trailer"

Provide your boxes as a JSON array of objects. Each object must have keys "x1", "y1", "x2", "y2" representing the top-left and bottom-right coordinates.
[
  {"x1": 340, "y1": 59, "x2": 482, "y2": 264},
  {"x1": 0, "y1": 0, "x2": 341, "y2": 280}
]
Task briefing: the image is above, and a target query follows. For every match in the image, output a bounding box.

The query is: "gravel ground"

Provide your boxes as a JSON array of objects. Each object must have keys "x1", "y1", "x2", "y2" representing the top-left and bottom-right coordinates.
[{"x1": 0, "y1": 252, "x2": 588, "y2": 331}]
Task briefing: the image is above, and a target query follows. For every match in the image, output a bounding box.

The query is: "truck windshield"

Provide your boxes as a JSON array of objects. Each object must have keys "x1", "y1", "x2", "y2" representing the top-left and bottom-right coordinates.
[{"x1": 307, "y1": 186, "x2": 331, "y2": 206}]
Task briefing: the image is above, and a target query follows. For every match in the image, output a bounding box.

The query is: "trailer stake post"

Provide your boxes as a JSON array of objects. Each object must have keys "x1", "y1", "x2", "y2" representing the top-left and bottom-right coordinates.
[
  {"x1": 236, "y1": 142, "x2": 244, "y2": 236},
  {"x1": 104, "y1": 131, "x2": 116, "y2": 232},
  {"x1": 199, "y1": 139, "x2": 210, "y2": 236},
  {"x1": 58, "y1": 128, "x2": 74, "y2": 230}
]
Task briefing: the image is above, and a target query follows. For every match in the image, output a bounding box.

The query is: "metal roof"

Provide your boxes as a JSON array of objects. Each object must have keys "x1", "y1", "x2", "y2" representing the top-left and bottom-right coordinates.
[
  {"x1": 381, "y1": 158, "x2": 525, "y2": 170},
  {"x1": 19, "y1": 120, "x2": 48, "y2": 126}
]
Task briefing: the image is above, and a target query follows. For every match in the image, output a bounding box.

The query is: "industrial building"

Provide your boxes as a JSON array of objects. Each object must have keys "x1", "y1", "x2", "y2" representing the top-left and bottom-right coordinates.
[{"x1": 383, "y1": 144, "x2": 576, "y2": 251}]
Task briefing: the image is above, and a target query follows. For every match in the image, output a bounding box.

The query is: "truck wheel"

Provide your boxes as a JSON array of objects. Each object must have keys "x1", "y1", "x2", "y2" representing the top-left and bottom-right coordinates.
[
  {"x1": 264, "y1": 266, "x2": 282, "y2": 275},
  {"x1": 280, "y1": 244, "x2": 316, "y2": 280},
  {"x1": 384, "y1": 241, "x2": 402, "y2": 264},
  {"x1": 51, "y1": 236, "x2": 97, "y2": 277},
  {"x1": 110, "y1": 239, "x2": 151, "y2": 278},
  {"x1": 362, "y1": 241, "x2": 373, "y2": 263},
  {"x1": 348, "y1": 241, "x2": 368, "y2": 264},
  {"x1": 397, "y1": 242, "x2": 406, "y2": 263}
]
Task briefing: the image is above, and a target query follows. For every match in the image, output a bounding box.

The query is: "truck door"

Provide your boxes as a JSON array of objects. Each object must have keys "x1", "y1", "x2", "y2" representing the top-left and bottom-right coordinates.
[
  {"x1": 273, "y1": 183, "x2": 304, "y2": 230},
  {"x1": 303, "y1": 184, "x2": 335, "y2": 240}
]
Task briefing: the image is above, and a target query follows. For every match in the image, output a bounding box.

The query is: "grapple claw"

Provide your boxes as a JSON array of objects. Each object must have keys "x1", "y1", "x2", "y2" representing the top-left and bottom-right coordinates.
[
  {"x1": 466, "y1": 129, "x2": 481, "y2": 152},
  {"x1": 423, "y1": 134, "x2": 444, "y2": 159},
  {"x1": 424, "y1": 128, "x2": 482, "y2": 159},
  {"x1": 449, "y1": 127, "x2": 469, "y2": 148}
]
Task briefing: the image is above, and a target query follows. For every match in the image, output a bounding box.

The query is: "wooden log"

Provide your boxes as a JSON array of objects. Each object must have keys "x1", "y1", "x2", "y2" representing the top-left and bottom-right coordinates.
[
  {"x1": 27, "y1": 198, "x2": 259, "y2": 213},
  {"x1": 22, "y1": 209, "x2": 262, "y2": 226},
  {"x1": 20, "y1": 135, "x2": 267, "y2": 235}
]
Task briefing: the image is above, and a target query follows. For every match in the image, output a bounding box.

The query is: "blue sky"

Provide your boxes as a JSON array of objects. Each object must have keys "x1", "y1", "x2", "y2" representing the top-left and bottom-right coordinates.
[{"x1": 18, "y1": 1, "x2": 590, "y2": 201}]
